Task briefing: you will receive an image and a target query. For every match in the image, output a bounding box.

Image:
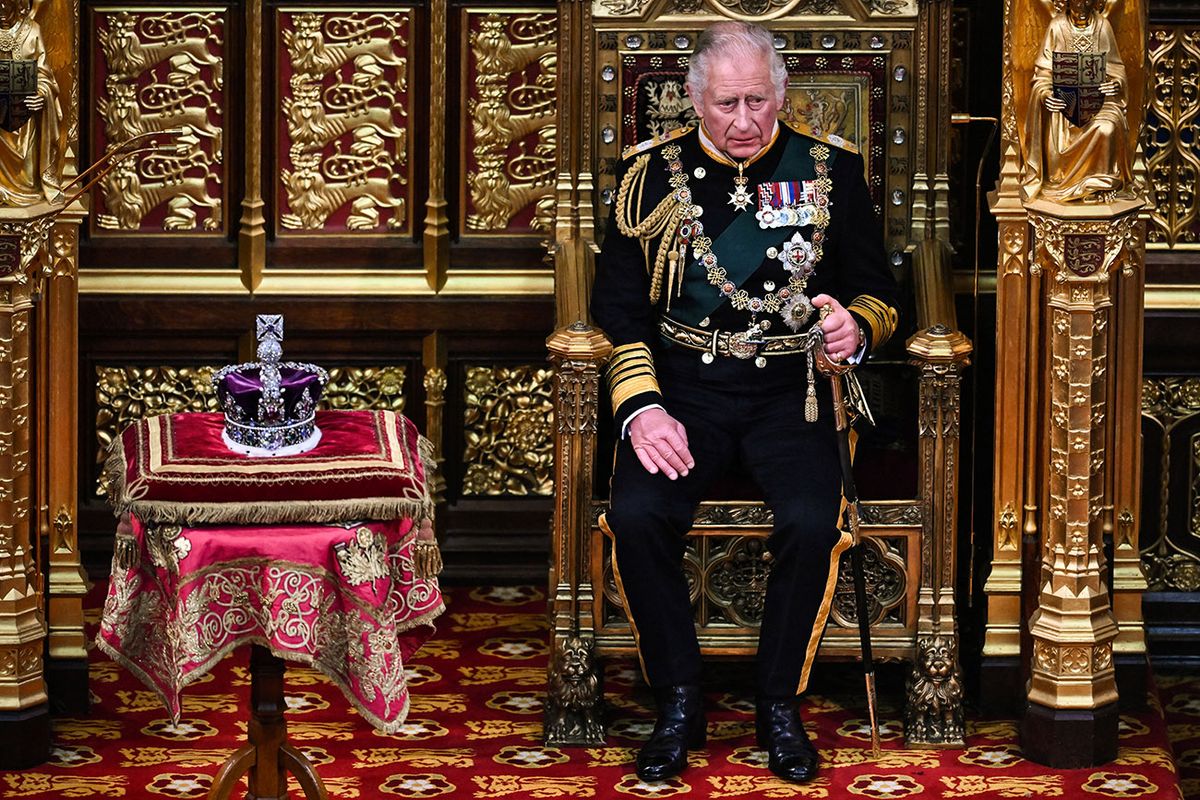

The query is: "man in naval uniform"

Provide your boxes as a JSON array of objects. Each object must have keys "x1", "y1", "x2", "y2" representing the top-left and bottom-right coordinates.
[{"x1": 591, "y1": 21, "x2": 899, "y2": 784}]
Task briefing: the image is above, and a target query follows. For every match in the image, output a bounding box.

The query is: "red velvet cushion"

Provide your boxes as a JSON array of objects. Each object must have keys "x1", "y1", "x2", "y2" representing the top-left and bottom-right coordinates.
[{"x1": 106, "y1": 410, "x2": 433, "y2": 525}]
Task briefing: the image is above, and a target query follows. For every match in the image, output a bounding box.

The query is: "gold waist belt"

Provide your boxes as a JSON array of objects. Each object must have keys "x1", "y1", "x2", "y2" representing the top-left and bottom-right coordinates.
[{"x1": 658, "y1": 317, "x2": 811, "y2": 362}]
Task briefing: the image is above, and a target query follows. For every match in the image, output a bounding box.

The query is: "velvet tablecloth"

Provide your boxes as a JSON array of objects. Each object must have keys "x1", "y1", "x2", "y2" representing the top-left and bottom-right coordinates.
[{"x1": 97, "y1": 515, "x2": 443, "y2": 733}]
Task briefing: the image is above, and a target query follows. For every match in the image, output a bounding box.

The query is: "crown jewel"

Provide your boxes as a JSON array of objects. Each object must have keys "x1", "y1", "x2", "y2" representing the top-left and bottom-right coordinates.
[{"x1": 213, "y1": 315, "x2": 329, "y2": 456}]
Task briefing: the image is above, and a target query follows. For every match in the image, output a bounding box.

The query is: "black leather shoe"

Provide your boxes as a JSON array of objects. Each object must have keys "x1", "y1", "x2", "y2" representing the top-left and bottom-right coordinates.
[
  {"x1": 756, "y1": 697, "x2": 819, "y2": 783},
  {"x1": 636, "y1": 685, "x2": 706, "y2": 782}
]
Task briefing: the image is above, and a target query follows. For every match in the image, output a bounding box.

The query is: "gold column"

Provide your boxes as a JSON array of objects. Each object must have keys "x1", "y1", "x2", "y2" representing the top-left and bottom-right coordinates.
[
  {"x1": 544, "y1": 322, "x2": 609, "y2": 746},
  {"x1": 0, "y1": 217, "x2": 49, "y2": 765},
  {"x1": 424, "y1": 0, "x2": 449, "y2": 292},
  {"x1": 905, "y1": 325, "x2": 971, "y2": 748},
  {"x1": 544, "y1": 0, "x2": 606, "y2": 745},
  {"x1": 1021, "y1": 198, "x2": 1142, "y2": 765},
  {"x1": 44, "y1": 215, "x2": 88, "y2": 675},
  {"x1": 240, "y1": 0, "x2": 266, "y2": 292},
  {"x1": 983, "y1": 0, "x2": 1033, "y2": 705},
  {"x1": 1109, "y1": 217, "x2": 1148, "y2": 675},
  {"x1": 422, "y1": 333, "x2": 448, "y2": 508}
]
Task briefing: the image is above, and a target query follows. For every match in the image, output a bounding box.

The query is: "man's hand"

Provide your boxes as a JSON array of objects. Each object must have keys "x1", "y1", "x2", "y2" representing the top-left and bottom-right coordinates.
[
  {"x1": 1098, "y1": 80, "x2": 1119, "y2": 98},
  {"x1": 1043, "y1": 94, "x2": 1067, "y2": 113},
  {"x1": 812, "y1": 294, "x2": 860, "y2": 361},
  {"x1": 24, "y1": 93, "x2": 45, "y2": 112},
  {"x1": 628, "y1": 407, "x2": 694, "y2": 480}
]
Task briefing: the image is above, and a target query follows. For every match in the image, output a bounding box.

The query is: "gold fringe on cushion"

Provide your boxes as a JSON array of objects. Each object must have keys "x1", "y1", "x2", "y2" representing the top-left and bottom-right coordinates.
[
  {"x1": 103, "y1": 432, "x2": 436, "y2": 527},
  {"x1": 110, "y1": 496, "x2": 437, "y2": 528}
]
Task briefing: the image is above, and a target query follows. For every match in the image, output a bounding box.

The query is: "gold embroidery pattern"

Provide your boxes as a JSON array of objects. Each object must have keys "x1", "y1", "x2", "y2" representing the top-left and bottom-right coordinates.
[
  {"x1": 335, "y1": 527, "x2": 390, "y2": 586},
  {"x1": 98, "y1": 527, "x2": 443, "y2": 734}
]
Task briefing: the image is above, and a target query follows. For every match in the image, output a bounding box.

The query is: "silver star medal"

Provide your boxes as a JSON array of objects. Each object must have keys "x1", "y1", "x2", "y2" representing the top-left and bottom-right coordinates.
[
  {"x1": 776, "y1": 231, "x2": 817, "y2": 332},
  {"x1": 777, "y1": 230, "x2": 816, "y2": 279}
]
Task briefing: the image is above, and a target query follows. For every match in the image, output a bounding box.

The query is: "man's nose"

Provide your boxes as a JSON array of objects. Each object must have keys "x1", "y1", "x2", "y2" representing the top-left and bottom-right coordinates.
[{"x1": 732, "y1": 102, "x2": 752, "y2": 128}]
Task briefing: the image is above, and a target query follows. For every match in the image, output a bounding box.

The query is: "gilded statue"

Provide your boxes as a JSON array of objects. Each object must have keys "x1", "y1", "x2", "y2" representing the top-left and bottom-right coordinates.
[
  {"x1": 0, "y1": 0, "x2": 62, "y2": 206},
  {"x1": 1021, "y1": 0, "x2": 1134, "y2": 203}
]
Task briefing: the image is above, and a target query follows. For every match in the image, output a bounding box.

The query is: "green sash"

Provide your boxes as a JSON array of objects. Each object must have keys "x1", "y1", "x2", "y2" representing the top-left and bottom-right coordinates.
[{"x1": 668, "y1": 133, "x2": 831, "y2": 326}]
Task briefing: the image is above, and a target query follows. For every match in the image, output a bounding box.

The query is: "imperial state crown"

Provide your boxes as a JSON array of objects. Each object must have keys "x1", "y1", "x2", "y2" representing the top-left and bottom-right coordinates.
[{"x1": 212, "y1": 315, "x2": 329, "y2": 456}]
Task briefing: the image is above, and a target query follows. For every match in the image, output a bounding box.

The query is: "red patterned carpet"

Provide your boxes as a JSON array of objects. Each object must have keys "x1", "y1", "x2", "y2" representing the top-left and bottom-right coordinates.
[{"x1": 1, "y1": 584, "x2": 1194, "y2": 799}]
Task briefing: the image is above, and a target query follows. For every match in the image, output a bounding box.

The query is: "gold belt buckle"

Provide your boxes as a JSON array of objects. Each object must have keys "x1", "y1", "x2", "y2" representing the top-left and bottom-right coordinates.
[{"x1": 727, "y1": 327, "x2": 762, "y2": 360}]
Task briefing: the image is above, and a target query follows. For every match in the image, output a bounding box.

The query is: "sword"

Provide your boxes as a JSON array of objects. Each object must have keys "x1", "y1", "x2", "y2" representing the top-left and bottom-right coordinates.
[{"x1": 810, "y1": 307, "x2": 882, "y2": 758}]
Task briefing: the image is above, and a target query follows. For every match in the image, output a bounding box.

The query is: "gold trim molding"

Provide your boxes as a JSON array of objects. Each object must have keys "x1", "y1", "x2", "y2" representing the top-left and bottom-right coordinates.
[{"x1": 78, "y1": 269, "x2": 555, "y2": 296}]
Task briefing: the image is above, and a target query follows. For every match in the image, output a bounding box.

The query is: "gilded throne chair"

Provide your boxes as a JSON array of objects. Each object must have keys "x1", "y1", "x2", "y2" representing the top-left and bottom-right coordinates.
[{"x1": 544, "y1": 4, "x2": 971, "y2": 750}]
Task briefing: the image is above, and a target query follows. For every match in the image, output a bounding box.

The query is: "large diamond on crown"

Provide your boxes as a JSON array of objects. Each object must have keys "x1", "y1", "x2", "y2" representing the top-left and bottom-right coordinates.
[{"x1": 212, "y1": 315, "x2": 329, "y2": 456}]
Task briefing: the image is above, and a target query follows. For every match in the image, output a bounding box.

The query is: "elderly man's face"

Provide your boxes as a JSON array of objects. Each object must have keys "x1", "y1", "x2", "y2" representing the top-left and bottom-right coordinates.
[{"x1": 689, "y1": 52, "x2": 780, "y2": 160}]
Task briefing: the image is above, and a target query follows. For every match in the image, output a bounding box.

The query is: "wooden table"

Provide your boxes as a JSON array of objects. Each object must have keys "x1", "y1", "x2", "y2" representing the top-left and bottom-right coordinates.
[{"x1": 209, "y1": 645, "x2": 328, "y2": 800}]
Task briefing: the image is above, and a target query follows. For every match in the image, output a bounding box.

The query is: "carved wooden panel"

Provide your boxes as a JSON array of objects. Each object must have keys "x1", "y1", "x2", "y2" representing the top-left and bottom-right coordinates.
[
  {"x1": 91, "y1": 7, "x2": 226, "y2": 234},
  {"x1": 460, "y1": 9, "x2": 557, "y2": 236},
  {"x1": 461, "y1": 365, "x2": 554, "y2": 496},
  {"x1": 1144, "y1": 26, "x2": 1200, "y2": 249},
  {"x1": 275, "y1": 8, "x2": 413, "y2": 235},
  {"x1": 1141, "y1": 377, "x2": 1200, "y2": 592}
]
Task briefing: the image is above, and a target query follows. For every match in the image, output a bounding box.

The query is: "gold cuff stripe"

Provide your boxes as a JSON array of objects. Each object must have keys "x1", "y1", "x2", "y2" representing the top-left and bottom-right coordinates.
[
  {"x1": 796, "y1": 530, "x2": 855, "y2": 695},
  {"x1": 608, "y1": 361, "x2": 656, "y2": 385},
  {"x1": 608, "y1": 343, "x2": 660, "y2": 410},
  {"x1": 848, "y1": 295, "x2": 898, "y2": 348},
  {"x1": 611, "y1": 375, "x2": 661, "y2": 411},
  {"x1": 610, "y1": 369, "x2": 657, "y2": 390},
  {"x1": 607, "y1": 354, "x2": 655, "y2": 376},
  {"x1": 610, "y1": 343, "x2": 655, "y2": 366},
  {"x1": 602, "y1": 514, "x2": 652, "y2": 685}
]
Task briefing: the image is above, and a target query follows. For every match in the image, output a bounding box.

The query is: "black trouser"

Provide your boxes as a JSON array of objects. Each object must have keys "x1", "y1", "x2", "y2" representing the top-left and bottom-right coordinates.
[{"x1": 606, "y1": 357, "x2": 846, "y2": 697}]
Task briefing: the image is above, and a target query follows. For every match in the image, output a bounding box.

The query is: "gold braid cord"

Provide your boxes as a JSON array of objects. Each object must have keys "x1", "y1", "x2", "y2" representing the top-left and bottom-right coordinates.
[{"x1": 615, "y1": 153, "x2": 688, "y2": 306}]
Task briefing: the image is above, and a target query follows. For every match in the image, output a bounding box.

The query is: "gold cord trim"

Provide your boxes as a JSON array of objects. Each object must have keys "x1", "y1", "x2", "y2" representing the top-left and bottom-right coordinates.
[{"x1": 795, "y1": 530, "x2": 854, "y2": 694}]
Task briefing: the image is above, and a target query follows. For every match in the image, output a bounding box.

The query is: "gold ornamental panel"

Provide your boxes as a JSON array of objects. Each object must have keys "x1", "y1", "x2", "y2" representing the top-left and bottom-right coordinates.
[
  {"x1": 276, "y1": 8, "x2": 413, "y2": 235},
  {"x1": 461, "y1": 10, "x2": 557, "y2": 236},
  {"x1": 591, "y1": 0, "x2": 917, "y2": 20},
  {"x1": 1144, "y1": 27, "x2": 1200, "y2": 249},
  {"x1": 461, "y1": 365, "x2": 554, "y2": 496},
  {"x1": 94, "y1": 365, "x2": 408, "y2": 496},
  {"x1": 593, "y1": 27, "x2": 915, "y2": 259},
  {"x1": 91, "y1": 8, "x2": 226, "y2": 234},
  {"x1": 1140, "y1": 377, "x2": 1200, "y2": 592}
]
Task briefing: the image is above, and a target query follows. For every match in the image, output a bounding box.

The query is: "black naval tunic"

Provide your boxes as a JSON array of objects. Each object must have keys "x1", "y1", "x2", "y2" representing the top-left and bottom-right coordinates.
[{"x1": 591, "y1": 122, "x2": 899, "y2": 697}]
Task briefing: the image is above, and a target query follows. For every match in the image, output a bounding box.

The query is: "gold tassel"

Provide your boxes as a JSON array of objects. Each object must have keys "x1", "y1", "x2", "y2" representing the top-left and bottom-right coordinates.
[
  {"x1": 414, "y1": 539, "x2": 443, "y2": 580},
  {"x1": 805, "y1": 347, "x2": 819, "y2": 423},
  {"x1": 114, "y1": 535, "x2": 139, "y2": 570},
  {"x1": 665, "y1": 250, "x2": 678, "y2": 311}
]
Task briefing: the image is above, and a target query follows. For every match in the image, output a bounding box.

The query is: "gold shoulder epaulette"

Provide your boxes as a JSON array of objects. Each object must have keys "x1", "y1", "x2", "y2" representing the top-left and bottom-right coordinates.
[
  {"x1": 621, "y1": 126, "x2": 694, "y2": 161},
  {"x1": 785, "y1": 120, "x2": 859, "y2": 155}
]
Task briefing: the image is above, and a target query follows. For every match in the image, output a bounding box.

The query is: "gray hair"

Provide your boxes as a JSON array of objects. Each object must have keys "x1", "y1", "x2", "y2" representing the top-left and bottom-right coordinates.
[{"x1": 686, "y1": 22, "x2": 788, "y2": 104}]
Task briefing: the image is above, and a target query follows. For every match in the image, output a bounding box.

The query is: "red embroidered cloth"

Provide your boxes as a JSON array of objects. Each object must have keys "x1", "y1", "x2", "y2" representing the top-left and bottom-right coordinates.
[
  {"x1": 97, "y1": 515, "x2": 443, "y2": 733},
  {"x1": 106, "y1": 410, "x2": 433, "y2": 525}
]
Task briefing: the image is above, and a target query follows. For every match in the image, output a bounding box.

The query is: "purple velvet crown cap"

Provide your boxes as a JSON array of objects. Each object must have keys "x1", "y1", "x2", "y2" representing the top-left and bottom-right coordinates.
[
  {"x1": 216, "y1": 366, "x2": 325, "y2": 423},
  {"x1": 211, "y1": 315, "x2": 329, "y2": 455}
]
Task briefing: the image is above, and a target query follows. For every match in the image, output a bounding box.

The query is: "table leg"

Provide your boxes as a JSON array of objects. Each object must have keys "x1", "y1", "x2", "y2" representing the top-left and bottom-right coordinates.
[{"x1": 207, "y1": 645, "x2": 329, "y2": 800}]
